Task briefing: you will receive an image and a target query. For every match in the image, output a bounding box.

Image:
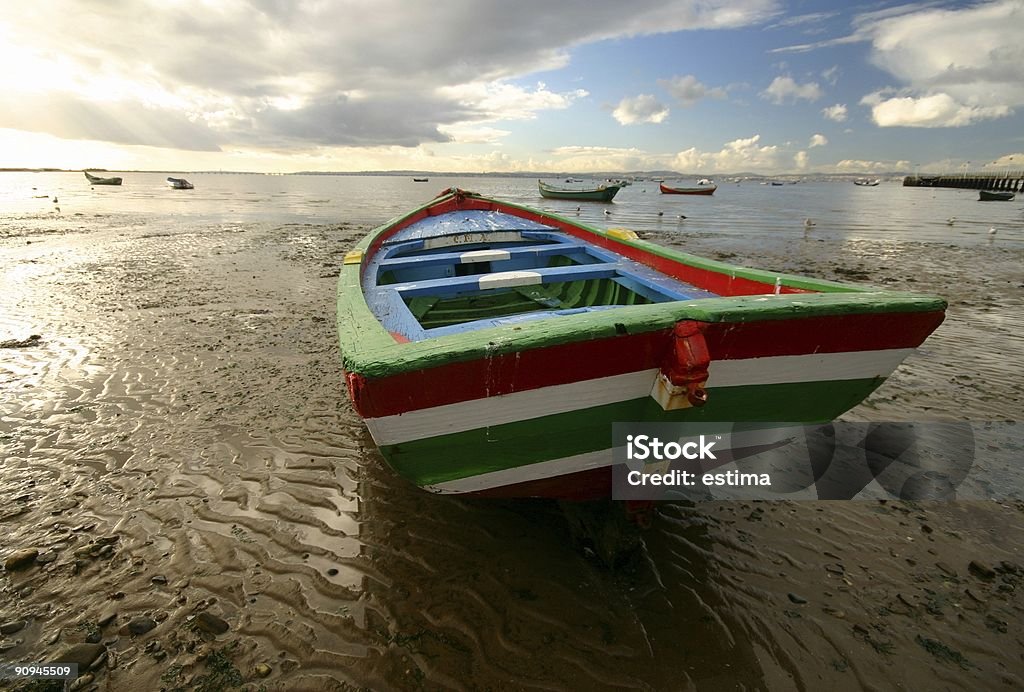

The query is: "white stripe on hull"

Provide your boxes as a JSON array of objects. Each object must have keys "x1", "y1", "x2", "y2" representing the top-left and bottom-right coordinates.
[
  {"x1": 365, "y1": 348, "x2": 914, "y2": 446},
  {"x1": 424, "y1": 427, "x2": 817, "y2": 494},
  {"x1": 424, "y1": 449, "x2": 613, "y2": 494}
]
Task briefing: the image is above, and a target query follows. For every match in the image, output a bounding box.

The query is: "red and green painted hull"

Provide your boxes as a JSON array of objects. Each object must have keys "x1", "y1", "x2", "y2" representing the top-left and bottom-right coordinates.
[{"x1": 337, "y1": 189, "x2": 945, "y2": 499}]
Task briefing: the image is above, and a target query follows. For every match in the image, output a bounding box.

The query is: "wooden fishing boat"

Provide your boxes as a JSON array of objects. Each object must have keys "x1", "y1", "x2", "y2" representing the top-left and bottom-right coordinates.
[
  {"x1": 337, "y1": 188, "x2": 945, "y2": 499},
  {"x1": 413, "y1": 178, "x2": 429, "y2": 182},
  {"x1": 978, "y1": 189, "x2": 1014, "y2": 201},
  {"x1": 166, "y1": 177, "x2": 194, "y2": 190},
  {"x1": 659, "y1": 182, "x2": 717, "y2": 195},
  {"x1": 854, "y1": 179, "x2": 880, "y2": 186},
  {"x1": 538, "y1": 180, "x2": 620, "y2": 202},
  {"x1": 84, "y1": 171, "x2": 122, "y2": 186}
]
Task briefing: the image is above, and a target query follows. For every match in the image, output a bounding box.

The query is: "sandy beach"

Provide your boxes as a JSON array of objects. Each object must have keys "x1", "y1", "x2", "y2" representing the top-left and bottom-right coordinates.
[{"x1": 2, "y1": 200, "x2": 1023, "y2": 690}]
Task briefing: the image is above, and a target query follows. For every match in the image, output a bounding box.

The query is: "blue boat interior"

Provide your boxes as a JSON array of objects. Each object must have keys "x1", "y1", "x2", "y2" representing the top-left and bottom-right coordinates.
[{"x1": 362, "y1": 210, "x2": 719, "y2": 341}]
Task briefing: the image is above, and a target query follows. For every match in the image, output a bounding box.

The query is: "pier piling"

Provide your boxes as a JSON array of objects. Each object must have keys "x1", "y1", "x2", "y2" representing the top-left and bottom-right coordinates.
[{"x1": 904, "y1": 171, "x2": 1024, "y2": 191}]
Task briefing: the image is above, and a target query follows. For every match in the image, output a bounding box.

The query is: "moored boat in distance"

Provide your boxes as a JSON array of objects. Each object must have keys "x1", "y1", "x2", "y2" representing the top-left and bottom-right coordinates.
[
  {"x1": 660, "y1": 182, "x2": 717, "y2": 195},
  {"x1": 538, "y1": 179, "x2": 621, "y2": 202},
  {"x1": 854, "y1": 179, "x2": 881, "y2": 186},
  {"x1": 336, "y1": 188, "x2": 946, "y2": 499},
  {"x1": 166, "y1": 177, "x2": 194, "y2": 190},
  {"x1": 84, "y1": 171, "x2": 123, "y2": 186},
  {"x1": 413, "y1": 178, "x2": 429, "y2": 182},
  {"x1": 978, "y1": 189, "x2": 1014, "y2": 201}
]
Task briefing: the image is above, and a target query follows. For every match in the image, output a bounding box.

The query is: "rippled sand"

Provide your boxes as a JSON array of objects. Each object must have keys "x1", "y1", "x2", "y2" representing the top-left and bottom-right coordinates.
[{"x1": 1, "y1": 213, "x2": 1023, "y2": 690}]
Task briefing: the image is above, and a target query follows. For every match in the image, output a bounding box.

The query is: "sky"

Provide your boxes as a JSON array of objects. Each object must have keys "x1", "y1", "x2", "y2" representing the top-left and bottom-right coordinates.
[{"x1": 1, "y1": 0, "x2": 1022, "y2": 175}]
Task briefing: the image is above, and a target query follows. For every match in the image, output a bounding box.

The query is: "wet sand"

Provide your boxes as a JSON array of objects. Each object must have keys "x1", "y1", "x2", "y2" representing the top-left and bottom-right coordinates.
[{"x1": 1, "y1": 214, "x2": 1023, "y2": 691}]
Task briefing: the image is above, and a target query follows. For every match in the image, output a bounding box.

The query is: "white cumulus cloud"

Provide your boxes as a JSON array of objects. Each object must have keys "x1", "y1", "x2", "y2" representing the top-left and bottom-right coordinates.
[
  {"x1": 761, "y1": 76, "x2": 823, "y2": 104},
  {"x1": 861, "y1": 91, "x2": 1010, "y2": 128},
  {"x1": 857, "y1": 0, "x2": 1023, "y2": 127},
  {"x1": 659, "y1": 75, "x2": 728, "y2": 106},
  {"x1": 672, "y1": 134, "x2": 786, "y2": 172},
  {"x1": 612, "y1": 94, "x2": 670, "y2": 124},
  {"x1": 809, "y1": 133, "x2": 828, "y2": 147},
  {"x1": 822, "y1": 103, "x2": 847, "y2": 122}
]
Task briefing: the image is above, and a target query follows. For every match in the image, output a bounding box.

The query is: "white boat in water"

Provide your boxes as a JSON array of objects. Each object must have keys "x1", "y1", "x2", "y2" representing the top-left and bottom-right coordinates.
[{"x1": 167, "y1": 177, "x2": 194, "y2": 190}]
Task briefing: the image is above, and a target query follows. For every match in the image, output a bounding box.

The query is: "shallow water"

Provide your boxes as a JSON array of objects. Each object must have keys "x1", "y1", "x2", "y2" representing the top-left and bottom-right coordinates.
[
  {"x1": 1, "y1": 173, "x2": 1023, "y2": 690},
  {"x1": 3, "y1": 171, "x2": 1023, "y2": 247}
]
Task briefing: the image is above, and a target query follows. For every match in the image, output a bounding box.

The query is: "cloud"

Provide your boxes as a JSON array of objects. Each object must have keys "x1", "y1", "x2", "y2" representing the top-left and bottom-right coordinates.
[
  {"x1": 0, "y1": 0, "x2": 779, "y2": 150},
  {"x1": 767, "y1": 11, "x2": 839, "y2": 30},
  {"x1": 671, "y1": 134, "x2": 786, "y2": 172},
  {"x1": 861, "y1": 91, "x2": 1010, "y2": 128},
  {"x1": 659, "y1": 75, "x2": 728, "y2": 106},
  {"x1": 612, "y1": 95, "x2": 670, "y2": 124},
  {"x1": 547, "y1": 145, "x2": 660, "y2": 171},
  {"x1": 809, "y1": 134, "x2": 828, "y2": 147},
  {"x1": 436, "y1": 124, "x2": 512, "y2": 145},
  {"x1": 821, "y1": 66, "x2": 840, "y2": 85},
  {"x1": 822, "y1": 103, "x2": 848, "y2": 122},
  {"x1": 439, "y1": 82, "x2": 588, "y2": 121},
  {"x1": 0, "y1": 93, "x2": 222, "y2": 151},
  {"x1": 793, "y1": 151, "x2": 809, "y2": 169},
  {"x1": 859, "y1": 0, "x2": 1022, "y2": 127},
  {"x1": 983, "y1": 153, "x2": 1023, "y2": 168},
  {"x1": 775, "y1": 1, "x2": 1022, "y2": 127},
  {"x1": 545, "y1": 134, "x2": 797, "y2": 173},
  {"x1": 761, "y1": 76, "x2": 823, "y2": 104},
  {"x1": 836, "y1": 158, "x2": 910, "y2": 173}
]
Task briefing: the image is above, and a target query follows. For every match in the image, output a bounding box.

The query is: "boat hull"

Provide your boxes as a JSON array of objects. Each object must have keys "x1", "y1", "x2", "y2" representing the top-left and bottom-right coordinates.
[
  {"x1": 337, "y1": 190, "x2": 946, "y2": 499},
  {"x1": 84, "y1": 172, "x2": 122, "y2": 186},
  {"x1": 979, "y1": 190, "x2": 1014, "y2": 201},
  {"x1": 660, "y1": 183, "x2": 716, "y2": 195},
  {"x1": 538, "y1": 181, "x2": 620, "y2": 201}
]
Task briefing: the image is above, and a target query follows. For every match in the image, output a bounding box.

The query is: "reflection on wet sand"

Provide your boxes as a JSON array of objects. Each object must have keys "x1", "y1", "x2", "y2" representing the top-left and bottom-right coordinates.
[{"x1": 1, "y1": 210, "x2": 1022, "y2": 690}]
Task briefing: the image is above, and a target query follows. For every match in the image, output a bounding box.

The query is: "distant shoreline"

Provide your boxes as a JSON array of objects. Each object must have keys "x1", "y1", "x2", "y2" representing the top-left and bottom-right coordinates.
[{"x1": 0, "y1": 167, "x2": 916, "y2": 181}]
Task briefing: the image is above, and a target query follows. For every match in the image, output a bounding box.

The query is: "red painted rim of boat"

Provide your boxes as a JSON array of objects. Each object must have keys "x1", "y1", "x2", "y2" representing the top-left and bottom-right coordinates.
[{"x1": 350, "y1": 309, "x2": 944, "y2": 418}]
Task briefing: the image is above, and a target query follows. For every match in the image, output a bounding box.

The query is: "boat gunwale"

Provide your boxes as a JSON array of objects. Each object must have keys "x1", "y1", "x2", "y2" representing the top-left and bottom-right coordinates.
[{"x1": 337, "y1": 189, "x2": 946, "y2": 379}]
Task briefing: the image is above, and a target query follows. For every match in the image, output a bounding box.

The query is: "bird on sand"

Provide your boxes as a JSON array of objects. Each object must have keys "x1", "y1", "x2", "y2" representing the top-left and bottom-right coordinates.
[
  {"x1": 656, "y1": 211, "x2": 663, "y2": 217},
  {"x1": 946, "y1": 217, "x2": 956, "y2": 225},
  {"x1": 803, "y1": 218, "x2": 816, "y2": 227},
  {"x1": 677, "y1": 214, "x2": 687, "y2": 220},
  {"x1": 988, "y1": 227, "x2": 998, "y2": 236}
]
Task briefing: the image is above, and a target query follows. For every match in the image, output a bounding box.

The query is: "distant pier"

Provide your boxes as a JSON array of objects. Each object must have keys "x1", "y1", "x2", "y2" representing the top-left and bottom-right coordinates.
[{"x1": 903, "y1": 171, "x2": 1024, "y2": 191}]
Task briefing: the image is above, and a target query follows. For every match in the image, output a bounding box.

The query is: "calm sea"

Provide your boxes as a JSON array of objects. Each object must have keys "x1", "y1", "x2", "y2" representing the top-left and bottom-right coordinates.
[{"x1": 3, "y1": 171, "x2": 1022, "y2": 247}]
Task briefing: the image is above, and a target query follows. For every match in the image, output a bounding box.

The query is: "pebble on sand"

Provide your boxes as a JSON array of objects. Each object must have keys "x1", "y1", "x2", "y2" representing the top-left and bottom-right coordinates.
[
  {"x1": 3, "y1": 548, "x2": 39, "y2": 571},
  {"x1": 120, "y1": 616, "x2": 158, "y2": 636},
  {"x1": 0, "y1": 620, "x2": 27, "y2": 635},
  {"x1": 969, "y1": 560, "x2": 996, "y2": 580},
  {"x1": 52, "y1": 642, "x2": 106, "y2": 668},
  {"x1": 193, "y1": 611, "x2": 230, "y2": 635}
]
